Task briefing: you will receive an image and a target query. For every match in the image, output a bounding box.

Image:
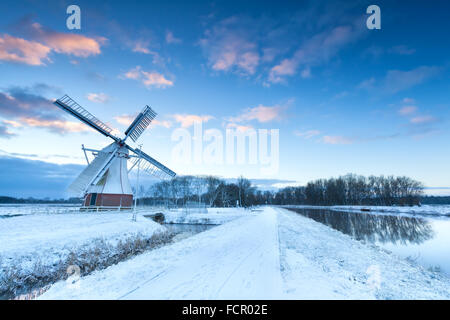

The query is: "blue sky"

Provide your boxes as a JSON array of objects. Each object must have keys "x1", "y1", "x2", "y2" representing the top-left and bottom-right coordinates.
[{"x1": 0, "y1": 0, "x2": 449, "y2": 197}]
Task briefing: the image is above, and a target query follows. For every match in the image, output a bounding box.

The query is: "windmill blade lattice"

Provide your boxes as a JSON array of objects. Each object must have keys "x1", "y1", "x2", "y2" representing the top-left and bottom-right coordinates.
[
  {"x1": 54, "y1": 95, "x2": 119, "y2": 141},
  {"x1": 124, "y1": 106, "x2": 157, "y2": 142}
]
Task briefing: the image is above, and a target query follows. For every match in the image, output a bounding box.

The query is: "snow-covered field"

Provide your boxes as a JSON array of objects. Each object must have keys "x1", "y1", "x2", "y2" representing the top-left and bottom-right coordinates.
[
  {"x1": 0, "y1": 212, "x2": 166, "y2": 297},
  {"x1": 0, "y1": 204, "x2": 80, "y2": 217},
  {"x1": 163, "y1": 207, "x2": 254, "y2": 225},
  {"x1": 38, "y1": 207, "x2": 450, "y2": 300},
  {"x1": 278, "y1": 208, "x2": 450, "y2": 299}
]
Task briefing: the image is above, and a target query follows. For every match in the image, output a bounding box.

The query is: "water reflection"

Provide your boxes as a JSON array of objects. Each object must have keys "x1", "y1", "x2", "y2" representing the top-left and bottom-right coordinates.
[{"x1": 285, "y1": 208, "x2": 434, "y2": 245}]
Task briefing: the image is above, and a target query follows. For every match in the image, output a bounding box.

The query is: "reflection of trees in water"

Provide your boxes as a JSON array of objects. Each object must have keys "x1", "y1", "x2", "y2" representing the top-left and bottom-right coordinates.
[{"x1": 285, "y1": 208, "x2": 434, "y2": 245}]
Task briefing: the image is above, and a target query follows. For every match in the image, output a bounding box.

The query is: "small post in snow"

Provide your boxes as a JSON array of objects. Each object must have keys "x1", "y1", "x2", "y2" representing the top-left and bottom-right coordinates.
[{"x1": 132, "y1": 144, "x2": 143, "y2": 222}]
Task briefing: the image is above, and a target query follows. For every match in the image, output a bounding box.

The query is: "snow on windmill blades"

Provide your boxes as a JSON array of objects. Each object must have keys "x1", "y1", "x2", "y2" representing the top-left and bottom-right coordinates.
[{"x1": 52, "y1": 94, "x2": 176, "y2": 210}]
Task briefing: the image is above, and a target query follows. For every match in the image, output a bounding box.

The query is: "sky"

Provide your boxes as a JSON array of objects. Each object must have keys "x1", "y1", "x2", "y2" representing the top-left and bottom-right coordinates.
[{"x1": 0, "y1": 0, "x2": 449, "y2": 198}]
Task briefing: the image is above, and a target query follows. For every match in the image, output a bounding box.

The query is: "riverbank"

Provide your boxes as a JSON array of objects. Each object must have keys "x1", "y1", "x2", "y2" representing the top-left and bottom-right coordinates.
[{"x1": 0, "y1": 212, "x2": 167, "y2": 298}]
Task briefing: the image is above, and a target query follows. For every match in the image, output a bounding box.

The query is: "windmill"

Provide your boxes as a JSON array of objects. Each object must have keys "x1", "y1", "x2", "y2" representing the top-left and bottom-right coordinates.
[{"x1": 53, "y1": 94, "x2": 176, "y2": 210}]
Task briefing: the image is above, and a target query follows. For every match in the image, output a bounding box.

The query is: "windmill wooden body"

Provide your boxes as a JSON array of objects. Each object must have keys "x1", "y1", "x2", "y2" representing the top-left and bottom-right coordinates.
[{"x1": 53, "y1": 94, "x2": 176, "y2": 210}]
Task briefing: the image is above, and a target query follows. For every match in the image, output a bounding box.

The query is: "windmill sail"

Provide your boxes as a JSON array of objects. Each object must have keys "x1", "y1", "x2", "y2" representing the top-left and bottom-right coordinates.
[
  {"x1": 68, "y1": 145, "x2": 119, "y2": 196},
  {"x1": 124, "y1": 106, "x2": 157, "y2": 142},
  {"x1": 127, "y1": 146, "x2": 176, "y2": 179},
  {"x1": 54, "y1": 95, "x2": 119, "y2": 142}
]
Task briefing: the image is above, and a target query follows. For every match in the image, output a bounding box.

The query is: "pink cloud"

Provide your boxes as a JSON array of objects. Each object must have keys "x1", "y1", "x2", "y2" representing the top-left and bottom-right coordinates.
[
  {"x1": 229, "y1": 104, "x2": 286, "y2": 123},
  {"x1": 115, "y1": 114, "x2": 172, "y2": 129},
  {"x1": 323, "y1": 135, "x2": 353, "y2": 145},
  {"x1": 132, "y1": 41, "x2": 151, "y2": 54},
  {"x1": 166, "y1": 31, "x2": 181, "y2": 44},
  {"x1": 226, "y1": 122, "x2": 254, "y2": 132},
  {"x1": 295, "y1": 130, "x2": 321, "y2": 139},
  {"x1": 86, "y1": 93, "x2": 109, "y2": 104},
  {"x1": 399, "y1": 106, "x2": 417, "y2": 115},
  {"x1": 114, "y1": 114, "x2": 135, "y2": 126},
  {"x1": 30, "y1": 23, "x2": 105, "y2": 57},
  {"x1": 410, "y1": 115, "x2": 436, "y2": 124},
  {"x1": 122, "y1": 66, "x2": 174, "y2": 89},
  {"x1": 0, "y1": 22, "x2": 106, "y2": 66},
  {"x1": 0, "y1": 34, "x2": 51, "y2": 65},
  {"x1": 269, "y1": 25, "x2": 362, "y2": 83},
  {"x1": 200, "y1": 18, "x2": 260, "y2": 75},
  {"x1": 172, "y1": 114, "x2": 214, "y2": 127},
  {"x1": 141, "y1": 71, "x2": 173, "y2": 88},
  {"x1": 20, "y1": 117, "x2": 91, "y2": 133}
]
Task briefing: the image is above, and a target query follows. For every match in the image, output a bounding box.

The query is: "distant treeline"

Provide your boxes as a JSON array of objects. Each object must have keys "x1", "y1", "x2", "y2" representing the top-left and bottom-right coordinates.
[
  {"x1": 142, "y1": 174, "x2": 427, "y2": 207},
  {"x1": 2, "y1": 174, "x2": 446, "y2": 207},
  {"x1": 0, "y1": 196, "x2": 82, "y2": 204},
  {"x1": 421, "y1": 196, "x2": 450, "y2": 205},
  {"x1": 273, "y1": 174, "x2": 424, "y2": 206}
]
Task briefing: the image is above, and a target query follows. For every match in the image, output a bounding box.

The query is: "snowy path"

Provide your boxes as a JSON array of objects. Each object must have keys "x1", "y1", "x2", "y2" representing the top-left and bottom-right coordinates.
[{"x1": 41, "y1": 207, "x2": 283, "y2": 299}]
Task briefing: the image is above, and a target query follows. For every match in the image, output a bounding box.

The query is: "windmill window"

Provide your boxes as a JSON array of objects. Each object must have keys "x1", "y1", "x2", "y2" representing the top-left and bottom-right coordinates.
[{"x1": 90, "y1": 193, "x2": 98, "y2": 206}]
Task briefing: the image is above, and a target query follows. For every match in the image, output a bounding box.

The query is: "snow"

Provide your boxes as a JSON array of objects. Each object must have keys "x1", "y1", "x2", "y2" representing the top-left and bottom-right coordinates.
[
  {"x1": 277, "y1": 208, "x2": 450, "y2": 299},
  {"x1": 40, "y1": 207, "x2": 283, "y2": 299},
  {"x1": 39, "y1": 207, "x2": 450, "y2": 300},
  {"x1": 0, "y1": 212, "x2": 165, "y2": 282},
  {"x1": 0, "y1": 204, "x2": 80, "y2": 217},
  {"x1": 162, "y1": 207, "x2": 253, "y2": 225}
]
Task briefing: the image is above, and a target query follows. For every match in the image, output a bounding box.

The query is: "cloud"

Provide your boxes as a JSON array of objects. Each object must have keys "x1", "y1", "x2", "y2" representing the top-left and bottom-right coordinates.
[
  {"x1": 0, "y1": 21, "x2": 106, "y2": 66},
  {"x1": 19, "y1": 117, "x2": 90, "y2": 133},
  {"x1": 410, "y1": 115, "x2": 436, "y2": 124},
  {"x1": 364, "y1": 45, "x2": 415, "y2": 59},
  {"x1": 114, "y1": 114, "x2": 172, "y2": 129},
  {"x1": 357, "y1": 77, "x2": 375, "y2": 90},
  {"x1": 0, "y1": 124, "x2": 15, "y2": 138},
  {"x1": 132, "y1": 41, "x2": 151, "y2": 54},
  {"x1": 131, "y1": 40, "x2": 164, "y2": 65},
  {"x1": 398, "y1": 106, "x2": 417, "y2": 115},
  {"x1": 166, "y1": 31, "x2": 181, "y2": 44},
  {"x1": 358, "y1": 66, "x2": 440, "y2": 94},
  {"x1": 268, "y1": 24, "x2": 364, "y2": 83},
  {"x1": 228, "y1": 104, "x2": 287, "y2": 123},
  {"x1": 226, "y1": 123, "x2": 254, "y2": 132},
  {"x1": 199, "y1": 16, "x2": 260, "y2": 75},
  {"x1": 172, "y1": 114, "x2": 214, "y2": 127},
  {"x1": 114, "y1": 114, "x2": 135, "y2": 126},
  {"x1": 86, "y1": 93, "x2": 109, "y2": 103},
  {"x1": 294, "y1": 130, "x2": 321, "y2": 139},
  {"x1": 0, "y1": 34, "x2": 51, "y2": 65},
  {"x1": 29, "y1": 23, "x2": 106, "y2": 57},
  {"x1": 322, "y1": 135, "x2": 353, "y2": 145},
  {"x1": 0, "y1": 85, "x2": 90, "y2": 134},
  {"x1": 383, "y1": 66, "x2": 440, "y2": 94},
  {"x1": 122, "y1": 66, "x2": 174, "y2": 89},
  {"x1": 397, "y1": 98, "x2": 438, "y2": 127},
  {"x1": 152, "y1": 119, "x2": 173, "y2": 129},
  {"x1": 389, "y1": 45, "x2": 416, "y2": 55}
]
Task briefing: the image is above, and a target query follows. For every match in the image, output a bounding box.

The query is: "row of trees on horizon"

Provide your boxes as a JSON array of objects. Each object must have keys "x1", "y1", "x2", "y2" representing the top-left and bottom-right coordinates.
[{"x1": 141, "y1": 173, "x2": 425, "y2": 207}]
